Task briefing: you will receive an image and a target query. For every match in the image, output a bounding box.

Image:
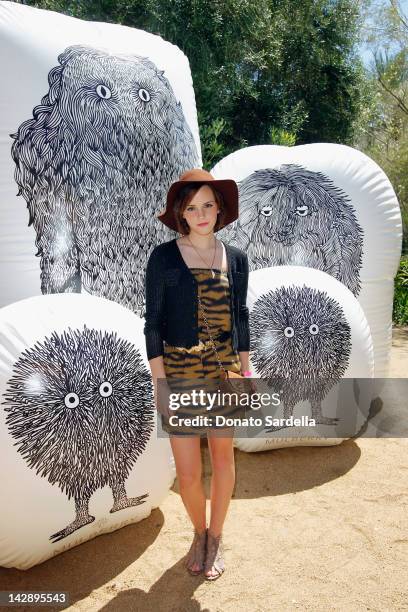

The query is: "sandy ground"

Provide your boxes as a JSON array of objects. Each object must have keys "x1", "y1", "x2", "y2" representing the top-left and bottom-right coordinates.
[{"x1": 1, "y1": 328, "x2": 408, "y2": 612}]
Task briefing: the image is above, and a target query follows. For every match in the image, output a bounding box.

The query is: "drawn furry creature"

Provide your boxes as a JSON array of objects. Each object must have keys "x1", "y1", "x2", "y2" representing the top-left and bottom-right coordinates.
[
  {"x1": 10, "y1": 45, "x2": 199, "y2": 315},
  {"x1": 2, "y1": 325, "x2": 155, "y2": 543},
  {"x1": 249, "y1": 285, "x2": 352, "y2": 431},
  {"x1": 219, "y1": 165, "x2": 363, "y2": 296}
]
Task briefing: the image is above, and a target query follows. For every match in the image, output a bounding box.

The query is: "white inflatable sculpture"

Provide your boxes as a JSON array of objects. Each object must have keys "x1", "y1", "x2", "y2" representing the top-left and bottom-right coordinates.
[
  {"x1": 0, "y1": 0, "x2": 201, "y2": 316},
  {"x1": 0, "y1": 293, "x2": 175, "y2": 569},
  {"x1": 212, "y1": 144, "x2": 402, "y2": 378},
  {"x1": 233, "y1": 266, "x2": 374, "y2": 452}
]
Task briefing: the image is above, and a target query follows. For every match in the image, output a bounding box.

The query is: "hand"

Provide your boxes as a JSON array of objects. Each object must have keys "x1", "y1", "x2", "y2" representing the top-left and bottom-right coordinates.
[
  {"x1": 240, "y1": 372, "x2": 257, "y2": 394},
  {"x1": 247, "y1": 378, "x2": 257, "y2": 395}
]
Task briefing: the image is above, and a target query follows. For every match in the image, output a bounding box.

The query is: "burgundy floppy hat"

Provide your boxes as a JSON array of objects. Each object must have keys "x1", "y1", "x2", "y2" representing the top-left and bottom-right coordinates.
[{"x1": 156, "y1": 168, "x2": 239, "y2": 232}]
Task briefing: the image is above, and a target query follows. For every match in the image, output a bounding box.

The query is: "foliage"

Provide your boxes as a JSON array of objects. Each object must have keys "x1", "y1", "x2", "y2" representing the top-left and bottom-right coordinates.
[
  {"x1": 19, "y1": 0, "x2": 367, "y2": 167},
  {"x1": 393, "y1": 257, "x2": 408, "y2": 325},
  {"x1": 269, "y1": 127, "x2": 296, "y2": 146},
  {"x1": 198, "y1": 113, "x2": 227, "y2": 170},
  {"x1": 357, "y1": 0, "x2": 408, "y2": 255}
]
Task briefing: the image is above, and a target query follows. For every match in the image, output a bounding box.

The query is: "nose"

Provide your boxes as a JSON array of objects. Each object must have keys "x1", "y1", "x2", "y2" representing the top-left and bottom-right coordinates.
[{"x1": 276, "y1": 219, "x2": 294, "y2": 239}]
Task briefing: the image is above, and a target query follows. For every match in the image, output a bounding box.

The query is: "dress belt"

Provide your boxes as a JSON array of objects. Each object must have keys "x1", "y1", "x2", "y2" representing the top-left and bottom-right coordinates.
[{"x1": 167, "y1": 330, "x2": 231, "y2": 353}]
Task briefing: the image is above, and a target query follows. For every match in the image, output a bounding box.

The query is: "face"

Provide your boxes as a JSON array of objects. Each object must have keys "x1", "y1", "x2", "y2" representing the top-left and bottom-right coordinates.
[{"x1": 182, "y1": 185, "x2": 220, "y2": 235}]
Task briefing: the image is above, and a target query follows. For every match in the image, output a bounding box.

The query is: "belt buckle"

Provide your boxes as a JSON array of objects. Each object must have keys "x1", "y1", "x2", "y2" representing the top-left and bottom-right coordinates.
[
  {"x1": 186, "y1": 340, "x2": 205, "y2": 353},
  {"x1": 186, "y1": 338, "x2": 214, "y2": 353}
]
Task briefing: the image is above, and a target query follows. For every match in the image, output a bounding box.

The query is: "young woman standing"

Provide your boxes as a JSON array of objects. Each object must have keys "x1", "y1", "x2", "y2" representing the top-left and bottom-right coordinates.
[{"x1": 143, "y1": 168, "x2": 252, "y2": 580}]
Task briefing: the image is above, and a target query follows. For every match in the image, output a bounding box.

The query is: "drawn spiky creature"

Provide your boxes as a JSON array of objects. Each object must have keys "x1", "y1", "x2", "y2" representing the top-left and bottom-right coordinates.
[
  {"x1": 219, "y1": 165, "x2": 363, "y2": 296},
  {"x1": 2, "y1": 325, "x2": 155, "y2": 543},
  {"x1": 249, "y1": 285, "x2": 352, "y2": 431},
  {"x1": 10, "y1": 45, "x2": 199, "y2": 315}
]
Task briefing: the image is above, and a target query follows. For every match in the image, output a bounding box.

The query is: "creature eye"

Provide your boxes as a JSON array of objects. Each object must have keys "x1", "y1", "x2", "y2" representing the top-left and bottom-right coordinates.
[
  {"x1": 295, "y1": 205, "x2": 309, "y2": 217},
  {"x1": 64, "y1": 392, "x2": 80, "y2": 408},
  {"x1": 138, "y1": 88, "x2": 151, "y2": 102},
  {"x1": 261, "y1": 206, "x2": 273, "y2": 217},
  {"x1": 284, "y1": 326, "x2": 294, "y2": 338},
  {"x1": 309, "y1": 324, "x2": 319, "y2": 335},
  {"x1": 96, "y1": 84, "x2": 112, "y2": 99},
  {"x1": 99, "y1": 381, "x2": 113, "y2": 398}
]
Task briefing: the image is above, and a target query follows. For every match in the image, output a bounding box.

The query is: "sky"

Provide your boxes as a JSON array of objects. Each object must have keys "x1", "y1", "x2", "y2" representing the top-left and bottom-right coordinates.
[{"x1": 359, "y1": 0, "x2": 408, "y2": 68}]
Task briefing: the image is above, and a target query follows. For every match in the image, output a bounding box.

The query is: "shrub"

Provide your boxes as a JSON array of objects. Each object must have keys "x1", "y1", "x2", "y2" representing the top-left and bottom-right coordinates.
[{"x1": 393, "y1": 256, "x2": 408, "y2": 326}]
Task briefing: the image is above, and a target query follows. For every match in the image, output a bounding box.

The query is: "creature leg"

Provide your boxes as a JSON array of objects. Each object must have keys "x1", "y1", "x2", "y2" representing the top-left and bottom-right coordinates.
[
  {"x1": 49, "y1": 495, "x2": 95, "y2": 543},
  {"x1": 109, "y1": 481, "x2": 149, "y2": 513},
  {"x1": 265, "y1": 402, "x2": 294, "y2": 432},
  {"x1": 33, "y1": 202, "x2": 81, "y2": 293},
  {"x1": 310, "y1": 397, "x2": 339, "y2": 425}
]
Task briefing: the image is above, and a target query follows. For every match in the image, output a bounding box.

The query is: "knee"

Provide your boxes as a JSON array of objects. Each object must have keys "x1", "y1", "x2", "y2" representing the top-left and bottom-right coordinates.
[
  {"x1": 211, "y1": 454, "x2": 235, "y2": 473},
  {"x1": 178, "y1": 470, "x2": 202, "y2": 489}
]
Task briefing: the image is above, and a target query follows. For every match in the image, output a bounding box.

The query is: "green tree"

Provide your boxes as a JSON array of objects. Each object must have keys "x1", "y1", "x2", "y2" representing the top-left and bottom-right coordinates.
[
  {"x1": 20, "y1": 0, "x2": 368, "y2": 166},
  {"x1": 359, "y1": 0, "x2": 408, "y2": 254}
]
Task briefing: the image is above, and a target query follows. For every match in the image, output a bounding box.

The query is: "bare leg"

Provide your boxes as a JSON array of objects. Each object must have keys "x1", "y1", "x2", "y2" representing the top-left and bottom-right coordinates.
[
  {"x1": 169, "y1": 435, "x2": 207, "y2": 572},
  {"x1": 206, "y1": 432, "x2": 235, "y2": 578}
]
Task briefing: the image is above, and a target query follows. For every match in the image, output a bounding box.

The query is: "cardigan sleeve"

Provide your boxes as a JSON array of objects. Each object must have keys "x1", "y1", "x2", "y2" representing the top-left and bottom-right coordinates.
[
  {"x1": 143, "y1": 247, "x2": 166, "y2": 360},
  {"x1": 237, "y1": 253, "x2": 250, "y2": 351}
]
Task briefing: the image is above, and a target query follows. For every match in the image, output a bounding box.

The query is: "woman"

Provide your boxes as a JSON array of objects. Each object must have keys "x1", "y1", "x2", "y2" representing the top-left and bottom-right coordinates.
[{"x1": 143, "y1": 168, "x2": 252, "y2": 581}]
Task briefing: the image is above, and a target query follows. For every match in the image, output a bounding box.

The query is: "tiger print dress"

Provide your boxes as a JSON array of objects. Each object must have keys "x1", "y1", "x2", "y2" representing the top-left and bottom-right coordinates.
[{"x1": 162, "y1": 267, "x2": 242, "y2": 437}]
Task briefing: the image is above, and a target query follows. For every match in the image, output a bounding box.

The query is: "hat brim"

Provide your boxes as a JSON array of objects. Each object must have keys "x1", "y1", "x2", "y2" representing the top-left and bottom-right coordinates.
[{"x1": 157, "y1": 178, "x2": 239, "y2": 233}]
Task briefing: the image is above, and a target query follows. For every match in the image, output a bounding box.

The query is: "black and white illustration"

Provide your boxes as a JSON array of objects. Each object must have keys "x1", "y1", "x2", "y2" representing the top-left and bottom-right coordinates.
[
  {"x1": 249, "y1": 285, "x2": 352, "y2": 431},
  {"x1": 10, "y1": 45, "x2": 199, "y2": 315},
  {"x1": 220, "y1": 165, "x2": 363, "y2": 296},
  {"x1": 2, "y1": 324, "x2": 155, "y2": 543}
]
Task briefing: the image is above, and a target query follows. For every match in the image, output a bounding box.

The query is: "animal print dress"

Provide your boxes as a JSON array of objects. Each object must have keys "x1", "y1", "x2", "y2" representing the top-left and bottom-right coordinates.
[{"x1": 162, "y1": 267, "x2": 242, "y2": 436}]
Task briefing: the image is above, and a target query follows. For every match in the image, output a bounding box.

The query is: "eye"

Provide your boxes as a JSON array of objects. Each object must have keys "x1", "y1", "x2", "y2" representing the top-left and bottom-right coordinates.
[
  {"x1": 96, "y1": 84, "x2": 112, "y2": 99},
  {"x1": 64, "y1": 392, "x2": 80, "y2": 408},
  {"x1": 309, "y1": 324, "x2": 319, "y2": 335},
  {"x1": 99, "y1": 381, "x2": 113, "y2": 398},
  {"x1": 295, "y1": 205, "x2": 309, "y2": 216},
  {"x1": 138, "y1": 88, "x2": 151, "y2": 102},
  {"x1": 261, "y1": 206, "x2": 273, "y2": 217},
  {"x1": 284, "y1": 326, "x2": 294, "y2": 338}
]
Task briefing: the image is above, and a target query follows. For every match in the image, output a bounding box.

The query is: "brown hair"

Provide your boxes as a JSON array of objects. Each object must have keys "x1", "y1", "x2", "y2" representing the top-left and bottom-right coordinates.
[{"x1": 173, "y1": 183, "x2": 227, "y2": 235}]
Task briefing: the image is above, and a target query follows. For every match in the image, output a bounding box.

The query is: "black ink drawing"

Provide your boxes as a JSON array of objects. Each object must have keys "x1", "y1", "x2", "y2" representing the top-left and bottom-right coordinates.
[
  {"x1": 10, "y1": 45, "x2": 199, "y2": 315},
  {"x1": 249, "y1": 285, "x2": 352, "y2": 431},
  {"x1": 219, "y1": 165, "x2": 363, "y2": 295},
  {"x1": 2, "y1": 325, "x2": 155, "y2": 543}
]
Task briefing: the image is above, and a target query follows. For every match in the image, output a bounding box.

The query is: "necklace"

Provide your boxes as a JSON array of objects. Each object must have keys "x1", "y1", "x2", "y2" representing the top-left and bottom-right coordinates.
[{"x1": 185, "y1": 235, "x2": 218, "y2": 278}]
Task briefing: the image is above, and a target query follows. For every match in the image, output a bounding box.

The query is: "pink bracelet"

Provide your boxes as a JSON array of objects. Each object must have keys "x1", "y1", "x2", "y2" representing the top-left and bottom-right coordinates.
[{"x1": 242, "y1": 370, "x2": 252, "y2": 377}]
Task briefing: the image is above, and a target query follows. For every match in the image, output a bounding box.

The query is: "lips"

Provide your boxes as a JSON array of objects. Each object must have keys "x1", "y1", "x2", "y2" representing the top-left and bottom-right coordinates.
[{"x1": 197, "y1": 222, "x2": 209, "y2": 226}]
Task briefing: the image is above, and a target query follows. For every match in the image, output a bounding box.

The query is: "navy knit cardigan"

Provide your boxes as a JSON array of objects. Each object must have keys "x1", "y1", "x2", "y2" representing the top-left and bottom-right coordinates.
[{"x1": 143, "y1": 238, "x2": 250, "y2": 360}]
